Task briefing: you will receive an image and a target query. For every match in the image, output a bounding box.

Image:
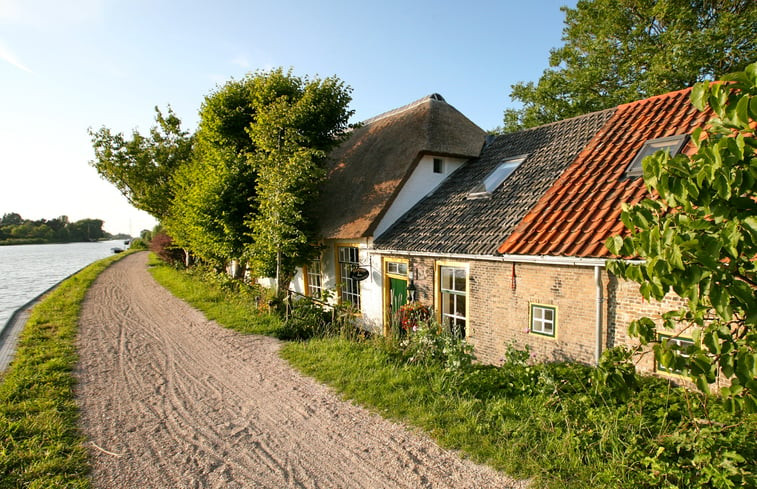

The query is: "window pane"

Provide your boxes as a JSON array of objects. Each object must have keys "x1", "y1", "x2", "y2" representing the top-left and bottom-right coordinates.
[
  {"x1": 456, "y1": 294, "x2": 466, "y2": 316},
  {"x1": 543, "y1": 308, "x2": 553, "y2": 322},
  {"x1": 454, "y1": 269, "x2": 466, "y2": 292},
  {"x1": 441, "y1": 267, "x2": 453, "y2": 290}
]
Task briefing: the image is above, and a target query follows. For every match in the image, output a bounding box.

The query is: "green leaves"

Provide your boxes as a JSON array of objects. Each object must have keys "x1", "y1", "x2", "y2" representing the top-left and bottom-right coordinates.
[
  {"x1": 89, "y1": 106, "x2": 193, "y2": 220},
  {"x1": 502, "y1": 0, "x2": 757, "y2": 132},
  {"x1": 604, "y1": 62, "x2": 757, "y2": 414},
  {"x1": 165, "y1": 68, "x2": 354, "y2": 280}
]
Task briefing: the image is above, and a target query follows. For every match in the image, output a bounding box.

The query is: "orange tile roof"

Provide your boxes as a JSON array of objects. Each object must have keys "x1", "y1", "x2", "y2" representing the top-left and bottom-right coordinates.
[{"x1": 497, "y1": 88, "x2": 714, "y2": 258}]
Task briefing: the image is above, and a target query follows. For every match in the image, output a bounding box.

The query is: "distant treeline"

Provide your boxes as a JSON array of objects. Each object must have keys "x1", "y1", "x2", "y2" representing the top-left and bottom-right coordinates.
[{"x1": 0, "y1": 212, "x2": 126, "y2": 245}]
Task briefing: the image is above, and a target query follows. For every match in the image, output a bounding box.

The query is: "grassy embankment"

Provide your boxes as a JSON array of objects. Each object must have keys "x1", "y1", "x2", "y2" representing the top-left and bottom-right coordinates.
[
  {"x1": 0, "y1": 251, "x2": 133, "y2": 489},
  {"x1": 2, "y1": 254, "x2": 751, "y2": 489},
  {"x1": 147, "y1": 258, "x2": 756, "y2": 489}
]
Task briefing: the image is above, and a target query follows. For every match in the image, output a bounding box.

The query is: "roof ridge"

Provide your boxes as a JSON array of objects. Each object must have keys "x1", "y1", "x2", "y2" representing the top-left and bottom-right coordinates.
[
  {"x1": 617, "y1": 86, "x2": 693, "y2": 110},
  {"x1": 505, "y1": 107, "x2": 617, "y2": 135},
  {"x1": 361, "y1": 93, "x2": 447, "y2": 126}
]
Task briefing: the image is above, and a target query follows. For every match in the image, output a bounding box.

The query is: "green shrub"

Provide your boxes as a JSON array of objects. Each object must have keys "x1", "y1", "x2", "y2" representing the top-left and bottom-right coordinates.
[{"x1": 396, "y1": 319, "x2": 474, "y2": 371}]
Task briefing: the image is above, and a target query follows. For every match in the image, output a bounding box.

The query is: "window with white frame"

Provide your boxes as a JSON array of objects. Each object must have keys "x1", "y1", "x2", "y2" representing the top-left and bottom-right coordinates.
[
  {"x1": 440, "y1": 265, "x2": 467, "y2": 337},
  {"x1": 530, "y1": 304, "x2": 556, "y2": 337},
  {"x1": 467, "y1": 155, "x2": 527, "y2": 200},
  {"x1": 433, "y1": 157, "x2": 444, "y2": 174},
  {"x1": 626, "y1": 134, "x2": 689, "y2": 177},
  {"x1": 386, "y1": 261, "x2": 408, "y2": 276},
  {"x1": 338, "y1": 246, "x2": 361, "y2": 309},
  {"x1": 656, "y1": 334, "x2": 694, "y2": 375},
  {"x1": 306, "y1": 257, "x2": 323, "y2": 299}
]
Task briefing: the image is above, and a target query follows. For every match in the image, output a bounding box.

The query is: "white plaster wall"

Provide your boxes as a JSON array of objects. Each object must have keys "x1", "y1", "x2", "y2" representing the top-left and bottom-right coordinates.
[
  {"x1": 360, "y1": 245, "x2": 384, "y2": 332},
  {"x1": 291, "y1": 268, "x2": 306, "y2": 295},
  {"x1": 373, "y1": 154, "x2": 466, "y2": 238}
]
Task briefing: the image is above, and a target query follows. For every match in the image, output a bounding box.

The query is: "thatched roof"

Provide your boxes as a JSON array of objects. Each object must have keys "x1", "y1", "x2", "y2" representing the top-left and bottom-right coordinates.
[{"x1": 317, "y1": 94, "x2": 485, "y2": 240}]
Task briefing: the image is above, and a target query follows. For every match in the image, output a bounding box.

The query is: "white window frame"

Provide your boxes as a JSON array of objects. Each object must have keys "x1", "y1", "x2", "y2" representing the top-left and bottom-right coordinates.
[
  {"x1": 656, "y1": 334, "x2": 694, "y2": 375},
  {"x1": 626, "y1": 134, "x2": 689, "y2": 177},
  {"x1": 467, "y1": 155, "x2": 526, "y2": 199},
  {"x1": 338, "y1": 246, "x2": 361, "y2": 309},
  {"x1": 530, "y1": 304, "x2": 556, "y2": 337},
  {"x1": 439, "y1": 265, "x2": 467, "y2": 337},
  {"x1": 386, "y1": 261, "x2": 408, "y2": 276},
  {"x1": 306, "y1": 257, "x2": 323, "y2": 299},
  {"x1": 433, "y1": 157, "x2": 444, "y2": 174}
]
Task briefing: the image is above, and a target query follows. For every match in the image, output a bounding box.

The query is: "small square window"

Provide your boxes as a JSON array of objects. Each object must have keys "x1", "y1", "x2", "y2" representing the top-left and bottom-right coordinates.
[
  {"x1": 530, "y1": 304, "x2": 556, "y2": 337},
  {"x1": 656, "y1": 334, "x2": 694, "y2": 375},
  {"x1": 626, "y1": 134, "x2": 688, "y2": 177},
  {"x1": 433, "y1": 158, "x2": 444, "y2": 174}
]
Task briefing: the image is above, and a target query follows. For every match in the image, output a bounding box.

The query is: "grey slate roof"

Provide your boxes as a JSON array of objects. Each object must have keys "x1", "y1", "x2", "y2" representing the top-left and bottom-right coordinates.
[{"x1": 373, "y1": 108, "x2": 616, "y2": 255}]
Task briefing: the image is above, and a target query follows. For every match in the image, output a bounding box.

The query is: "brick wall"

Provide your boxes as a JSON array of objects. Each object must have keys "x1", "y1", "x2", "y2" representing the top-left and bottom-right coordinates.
[
  {"x1": 382, "y1": 254, "x2": 688, "y2": 372},
  {"x1": 467, "y1": 261, "x2": 607, "y2": 365}
]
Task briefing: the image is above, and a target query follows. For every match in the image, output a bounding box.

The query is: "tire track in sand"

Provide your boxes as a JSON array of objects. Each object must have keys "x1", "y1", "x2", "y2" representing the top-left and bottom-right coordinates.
[{"x1": 75, "y1": 252, "x2": 528, "y2": 489}]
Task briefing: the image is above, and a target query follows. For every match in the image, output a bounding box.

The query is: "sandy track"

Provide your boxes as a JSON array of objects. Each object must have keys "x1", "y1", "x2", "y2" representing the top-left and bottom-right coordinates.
[{"x1": 75, "y1": 253, "x2": 527, "y2": 489}]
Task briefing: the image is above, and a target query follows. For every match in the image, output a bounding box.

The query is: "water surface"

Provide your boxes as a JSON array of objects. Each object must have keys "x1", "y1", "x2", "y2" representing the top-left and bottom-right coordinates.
[{"x1": 0, "y1": 241, "x2": 124, "y2": 328}]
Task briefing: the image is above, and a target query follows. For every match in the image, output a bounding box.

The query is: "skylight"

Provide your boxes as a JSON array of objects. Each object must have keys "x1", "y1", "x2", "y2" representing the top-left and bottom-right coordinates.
[
  {"x1": 467, "y1": 155, "x2": 526, "y2": 200},
  {"x1": 626, "y1": 134, "x2": 689, "y2": 177}
]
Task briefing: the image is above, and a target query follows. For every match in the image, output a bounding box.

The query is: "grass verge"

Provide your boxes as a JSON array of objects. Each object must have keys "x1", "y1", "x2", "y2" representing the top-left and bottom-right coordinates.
[
  {"x1": 149, "y1": 258, "x2": 757, "y2": 489},
  {"x1": 0, "y1": 251, "x2": 133, "y2": 489}
]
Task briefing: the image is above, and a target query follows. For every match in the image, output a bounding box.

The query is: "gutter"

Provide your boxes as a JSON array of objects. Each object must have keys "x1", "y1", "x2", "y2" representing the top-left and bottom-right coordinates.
[
  {"x1": 594, "y1": 265, "x2": 604, "y2": 365},
  {"x1": 370, "y1": 248, "x2": 612, "y2": 267}
]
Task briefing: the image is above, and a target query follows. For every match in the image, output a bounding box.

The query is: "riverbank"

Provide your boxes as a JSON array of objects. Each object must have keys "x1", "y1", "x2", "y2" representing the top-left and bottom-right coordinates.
[{"x1": 0, "y1": 251, "x2": 132, "y2": 489}]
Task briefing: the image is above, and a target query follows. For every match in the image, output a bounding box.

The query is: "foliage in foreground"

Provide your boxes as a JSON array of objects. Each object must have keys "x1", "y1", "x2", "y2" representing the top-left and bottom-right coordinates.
[
  {"x1": 150, "y1": 260, "x2": 756, "y2": 489},
  {"x1": 0, "y1": 251, "x2": 131, "y2": 489},
  {"x1": 606, "y1": 62, "x2": 757, "y2": 413}
]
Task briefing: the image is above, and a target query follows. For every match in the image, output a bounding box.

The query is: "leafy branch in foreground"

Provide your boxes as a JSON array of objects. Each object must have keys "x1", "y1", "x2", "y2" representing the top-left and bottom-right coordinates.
[{"x1": 606, "y1": 62, "x2": 757, "y2": 413}]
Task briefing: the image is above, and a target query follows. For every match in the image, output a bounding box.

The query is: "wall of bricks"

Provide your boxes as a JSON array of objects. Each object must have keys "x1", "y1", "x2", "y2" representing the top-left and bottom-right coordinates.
[
  {"x1": 467, "y1": 261, "x2": 608, "y2": 365},
  {"x1": 380, "y1": 254, "x2": 689, "y2": 372}
]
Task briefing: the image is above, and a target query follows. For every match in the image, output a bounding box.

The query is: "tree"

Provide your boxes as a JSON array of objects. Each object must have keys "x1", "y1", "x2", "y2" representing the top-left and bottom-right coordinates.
[
  {"x1": 166, "y1": 69, "x2": 353, "y2": 286},
  {"x1": 1, "y1": 213, "x2": 23, "y2": 226},
  {"x1": 165, "y1": 77, "x2": 264, "y2": 268},
  {"x1": 606, "y1": 62, "x2": 757, "y2": 413},
  {"x1": 503, "y1": 0, "x2": 756, "y2": 132},
  {"x1": 89, "y1": 106, "x2": 194, "y2": 220},
  {"x1": 244, "y1": 70, "x2": 353, "y2": 294}
]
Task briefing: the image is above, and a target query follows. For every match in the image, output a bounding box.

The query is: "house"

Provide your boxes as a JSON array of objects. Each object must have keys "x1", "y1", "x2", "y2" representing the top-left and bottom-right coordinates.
[
  {"x1": 372, "y1": 107, "x2": 615, "y2": 359},
  {"x1": 494, "y1": 87, "x2": 713, "y2": 372},
  {"x1": 294, "y1": 86, "x2": 714, "y2": 377},
  {"x1": 290, "y1": 94, "x2": 486, "y2": 330}
]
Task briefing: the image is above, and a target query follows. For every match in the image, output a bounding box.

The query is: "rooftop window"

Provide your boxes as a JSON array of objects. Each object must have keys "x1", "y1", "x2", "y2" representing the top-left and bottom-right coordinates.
[
  {"x1": 626, "y1": 134, "x2": 689, "y2": 178},
  {"x1": 467, "y1": 155, "x2": 526, "y2": 200}
]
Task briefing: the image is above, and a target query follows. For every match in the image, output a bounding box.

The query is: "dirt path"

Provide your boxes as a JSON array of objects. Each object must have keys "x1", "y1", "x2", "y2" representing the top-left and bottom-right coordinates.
[{"x1": 75, "y1": 253, "x2": 527, "y2": 489}]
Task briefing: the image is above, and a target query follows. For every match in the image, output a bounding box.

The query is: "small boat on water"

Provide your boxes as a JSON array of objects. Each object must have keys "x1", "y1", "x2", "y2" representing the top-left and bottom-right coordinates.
[{"x1": 111, "y1": 247, "x2": 124, "y2": 254}]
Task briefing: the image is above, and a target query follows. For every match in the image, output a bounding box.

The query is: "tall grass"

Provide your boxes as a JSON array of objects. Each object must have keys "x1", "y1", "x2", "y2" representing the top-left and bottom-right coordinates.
[{"x1": 0, "y1": 251, "x2": 132, "y2": 489}]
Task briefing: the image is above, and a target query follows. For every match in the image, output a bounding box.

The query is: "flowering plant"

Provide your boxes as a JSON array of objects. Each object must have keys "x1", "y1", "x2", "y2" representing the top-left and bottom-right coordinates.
[{"x1": 397, "y1": 302, "x2": 431, "y2": 331}]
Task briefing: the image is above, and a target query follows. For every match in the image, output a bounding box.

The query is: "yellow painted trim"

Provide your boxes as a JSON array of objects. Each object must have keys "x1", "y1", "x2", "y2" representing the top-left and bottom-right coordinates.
[
  {"x1": 382, "y1": 257, "x2": 409, "y2": 334},
  {"x1": 434, "y1": 260, "x2": 470, "y2": 337},
  {"x1": 528, "y1": 302, "x2": 558, "y2": 341},
  {"x1": 302, "y1": 264, "x2": 310, "y2": 297}
]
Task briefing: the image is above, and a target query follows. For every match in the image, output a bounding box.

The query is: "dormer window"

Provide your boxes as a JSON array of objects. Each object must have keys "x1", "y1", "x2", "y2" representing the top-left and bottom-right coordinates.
[
  {"x1": 626, "y1": 134, "x2": 689, "y2": 178},
  {"x1": 467, "y1": 155, "x2": 526, "y2": 200},
  {"x1": 433, "y1": 158, "x2": 444, "y2": 174}
]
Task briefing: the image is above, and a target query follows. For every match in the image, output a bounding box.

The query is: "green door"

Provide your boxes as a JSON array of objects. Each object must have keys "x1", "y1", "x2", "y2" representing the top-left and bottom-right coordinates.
[{"x1": 389, "y1": 277, "x2": 408, "y2": 320}]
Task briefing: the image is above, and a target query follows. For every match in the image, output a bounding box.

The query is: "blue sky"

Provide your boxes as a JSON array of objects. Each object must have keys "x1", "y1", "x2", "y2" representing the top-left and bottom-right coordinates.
[{"x1": 0, "y1": 0, "x2": 575, "y2": 235}]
